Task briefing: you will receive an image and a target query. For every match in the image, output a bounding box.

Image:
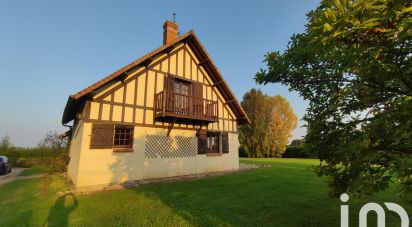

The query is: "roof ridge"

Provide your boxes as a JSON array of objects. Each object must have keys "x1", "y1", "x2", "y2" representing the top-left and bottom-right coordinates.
[
  {"x1": 71, "y1": 31, "x2": 194, "y2": 100},
  {"x1": 62, "y1": 30, "x2": 250, "y2": 125}
]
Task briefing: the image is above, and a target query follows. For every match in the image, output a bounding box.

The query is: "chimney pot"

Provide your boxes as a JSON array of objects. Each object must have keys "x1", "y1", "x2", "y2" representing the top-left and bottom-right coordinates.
[{"x1": 163, "y1": 20, "x2": 179, "y2": 45}]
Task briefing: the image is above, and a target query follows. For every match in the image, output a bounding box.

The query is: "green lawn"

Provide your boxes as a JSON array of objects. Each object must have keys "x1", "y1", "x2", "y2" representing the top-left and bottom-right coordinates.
[
  {"x1": 0, "y1": 158, "x2": 410, "y2": 226},
  {"x1": 18, "y1": 167, "x2": 47, "y2": 176}
]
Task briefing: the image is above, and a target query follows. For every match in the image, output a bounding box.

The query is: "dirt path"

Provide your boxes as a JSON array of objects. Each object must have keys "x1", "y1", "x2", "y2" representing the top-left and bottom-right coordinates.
[{"x1": 0, "y1": 168, "x2": 44, "y2": 187}]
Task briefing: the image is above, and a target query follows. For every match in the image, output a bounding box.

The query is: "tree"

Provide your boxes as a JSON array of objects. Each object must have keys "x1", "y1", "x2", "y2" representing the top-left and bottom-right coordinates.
[
  {"x1": 38, "y1": 131, "x2": 69, "y2": 173},
  {"x1": 239, "y1": 89, "x2": 297, "y2": 157},
  {"x1": 284, "y1": 139, "x2": 309, "y2": 158},
  {"x1": 0, "y1": 135, "x2": 11, "y2": 150},
  {"x1": 38, "y1": 131, "x2": 68, "y2": 150},
  {"x1": 239, "y1": 89, "x2": 271, "y2": 158},
  {"x1": 267, "y1": 96, "x2": 298, "y2": 156},
  {"x1": 256, "y1": 0, "x2": 411, "y2": 198},
  {"x1": 290, "y1": 139, "x2": 305, "y2": 147}
]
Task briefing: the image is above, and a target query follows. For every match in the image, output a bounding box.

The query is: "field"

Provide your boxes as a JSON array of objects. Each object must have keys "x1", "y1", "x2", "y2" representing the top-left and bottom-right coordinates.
[{"x1": 0, "y1": 158, "x2": 410, "y2": 226}]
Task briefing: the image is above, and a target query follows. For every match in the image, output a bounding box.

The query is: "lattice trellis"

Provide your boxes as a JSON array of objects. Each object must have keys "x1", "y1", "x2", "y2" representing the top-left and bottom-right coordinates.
[{"x1": 145, "y1": 135, "x2": 197, "y2": 158}]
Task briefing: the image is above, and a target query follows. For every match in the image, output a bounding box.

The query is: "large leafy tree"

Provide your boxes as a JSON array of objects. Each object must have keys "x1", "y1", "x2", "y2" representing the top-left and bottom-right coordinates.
[
  {"x1": 256, "y1": 0, "x2": 411, "y2": 198},
  {"x1": 239, "y1": 89, "x2": 271, "y2": 158},
  {"x1": 267, "y1": 95, "x2": 298, "y2": 156},
  {"x1": 239, "y1": 89, "x2": 297, "y2": 157}
]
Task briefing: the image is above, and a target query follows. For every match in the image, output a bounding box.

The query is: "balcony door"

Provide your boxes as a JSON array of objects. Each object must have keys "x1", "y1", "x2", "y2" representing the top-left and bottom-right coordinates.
[
  {"x1": 174, "y1": 80, "x2": 191, "y2": 114},
  {"x1": 165, "y1": 75, "x2": 203, "y2": 116}
]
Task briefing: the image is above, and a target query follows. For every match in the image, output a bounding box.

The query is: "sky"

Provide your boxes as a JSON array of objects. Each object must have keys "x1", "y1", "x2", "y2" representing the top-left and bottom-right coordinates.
[{"x1": 0, "y1": 0, "x2": 320, "y2": 147}]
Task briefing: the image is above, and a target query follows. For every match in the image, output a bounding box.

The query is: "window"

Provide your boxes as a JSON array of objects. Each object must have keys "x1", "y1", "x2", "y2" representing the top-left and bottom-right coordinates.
[
  {"x1": 114, "y1": 125, "x2": 134, "y2": 151},
  {"x1": 207, "y1": 132, "x2": 220, "y2": 153},
  {"x1": 174, "y1": 80, "x2": 191, "y2": 96},
  {"x1": 173, "y1": 79, "x2": 191, "y2": 113},
  {"x1": 90, "y1": 124, "x2": 134, "y2": 152},
  {"x1": 197, "y1": 130, "x2": 229, "y2": 155}
]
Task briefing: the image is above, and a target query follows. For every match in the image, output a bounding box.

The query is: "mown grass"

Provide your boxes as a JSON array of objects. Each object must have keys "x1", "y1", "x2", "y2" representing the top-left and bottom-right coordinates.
[
  {"x1": 18, "y1": 167, "x2": 47, "y2": 176},
  {"x1": 0, "y1": 158, "x2": 410, "y2": 226}
]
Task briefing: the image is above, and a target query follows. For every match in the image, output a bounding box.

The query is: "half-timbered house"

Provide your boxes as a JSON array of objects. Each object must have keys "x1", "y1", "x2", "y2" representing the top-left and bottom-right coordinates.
[{"x1": 62, "y1": 20, "x2": 250, "y2": 191}]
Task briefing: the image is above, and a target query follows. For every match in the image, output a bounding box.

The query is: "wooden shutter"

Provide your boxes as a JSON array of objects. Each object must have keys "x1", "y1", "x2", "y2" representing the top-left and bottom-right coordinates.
[
  {"x1": 192, "y1": 82, "x2": 202, "y2": 98},
  {"x1": 221, "y1": 132, "x2": 229, "y2": 153},
  {"x1": 165, "y1": 76, "x2": 175, "y2": 111},
  {"x1": 197, "y1": 129, "x2": 207, "y2": 154},
  {"x1": 90, "y1": 124, "x2": 114, "y2": 149},
  {"x1": 165, "y1": 75, "x2": 175, "y2": 91},
  {"x1": 192, "y1": 83, "x2": 203, "y2": 115}
]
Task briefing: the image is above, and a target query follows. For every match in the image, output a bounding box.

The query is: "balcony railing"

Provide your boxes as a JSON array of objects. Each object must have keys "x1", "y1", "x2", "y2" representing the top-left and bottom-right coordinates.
[{"x1": 154, "y1": 90, "x2": 218, "y2": 123}]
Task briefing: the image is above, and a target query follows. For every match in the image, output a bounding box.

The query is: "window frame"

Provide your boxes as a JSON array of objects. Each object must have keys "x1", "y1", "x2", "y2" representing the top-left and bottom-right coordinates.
[
  {"x1": 89, "y1": 123, "x2": 134, "y2": 152},
  {"x1": 173, "y1": 78, "x2": 192, "y2": 114},
  {"x1": 113, "y1": 125, "x2": 134, "y2": 152},
  {"x1": 206, "y1": 131, "x2": 221, "y2": 154},
  {"x1": 174, "y1": 79, "x2": 192, "y2": 96}
]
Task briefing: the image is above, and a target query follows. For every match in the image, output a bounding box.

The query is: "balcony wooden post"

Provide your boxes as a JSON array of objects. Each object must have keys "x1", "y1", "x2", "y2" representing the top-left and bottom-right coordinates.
[
  {"x1": 162, "y1": 90, "x2": 166, "y2": 117},
  {"x1": 154, "y1": 94, "x2": 157, "y2": 115}
]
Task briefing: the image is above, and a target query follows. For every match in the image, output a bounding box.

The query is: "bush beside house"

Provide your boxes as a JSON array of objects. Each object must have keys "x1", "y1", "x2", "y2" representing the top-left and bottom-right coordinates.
[{"x1": 0, "y1": 132, "x2": 69, "y2": 173}]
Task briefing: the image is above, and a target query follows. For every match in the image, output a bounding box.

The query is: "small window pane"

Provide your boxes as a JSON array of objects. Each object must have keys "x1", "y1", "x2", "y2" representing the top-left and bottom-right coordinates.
[
  {"x1": 114, "y1": 125, "x2": 133, "y2": 149},
  {"x1": 206, "y1": 132, "x2": 220, "y2": 153}
]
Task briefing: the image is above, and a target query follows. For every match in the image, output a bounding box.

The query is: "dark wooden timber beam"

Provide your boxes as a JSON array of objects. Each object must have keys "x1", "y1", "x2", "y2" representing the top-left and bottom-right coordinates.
[
  {"x1": 196, "y1": 124, "x2": 204, "y2": 135},
  {"x1": 142, "y1": 57, "x2": 154, "y2": 68},
  {"x1": 213, "y1": 80, "x2": 224, "y2": 87},
  {"x1": 198, "y1": 57, "x2": 210, "y2": 65},
  {"x1": 113, "y1": 71, "x2": 128, "y2": 83},
  {"x1": 183, "y1": 37, "x2": 190, "y2": 45},
  {"x1": 187, "y1": 34, "x2": 194, "y2": 42},
  {"x1": 167, "y1": 119, "x2": 176, "y2": 137},
  {"x1": 165, "y1": 43, "x2": 178, "y2": 54},
  {"x1": 225, "y1": 99, "x2": 236, "y2": 104}
]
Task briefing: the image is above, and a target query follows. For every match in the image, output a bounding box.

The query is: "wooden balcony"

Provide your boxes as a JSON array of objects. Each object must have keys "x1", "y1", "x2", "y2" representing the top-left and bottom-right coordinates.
[{"x1": 154, "y1": 90, "x2": 218, "y2": 124}]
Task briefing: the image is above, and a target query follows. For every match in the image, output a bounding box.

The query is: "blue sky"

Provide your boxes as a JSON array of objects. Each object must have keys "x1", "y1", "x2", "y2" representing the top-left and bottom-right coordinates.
[{"x1": 0, "y1": 0, "x2": 320, "y2": 147}]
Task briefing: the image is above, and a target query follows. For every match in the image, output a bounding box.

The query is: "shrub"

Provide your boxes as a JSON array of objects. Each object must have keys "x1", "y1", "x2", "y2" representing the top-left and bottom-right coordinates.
[
  {"x1": 238, "y1": 146, "x2": 248, "y2": 157},
  {"x1": 0, "y1": 132, "x2": 69, "y2": 174},
  {"x1": 0, "y1": 146, "x2": 68, "y2": 174},
  {"x1": 283, "y1": 146, "x2": 309, "y2": 158}
]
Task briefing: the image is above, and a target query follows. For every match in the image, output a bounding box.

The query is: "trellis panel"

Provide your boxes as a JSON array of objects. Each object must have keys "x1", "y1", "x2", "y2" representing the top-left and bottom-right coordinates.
[{"x1": 145, "y1": 135, "x2": 197, "y2": 158}]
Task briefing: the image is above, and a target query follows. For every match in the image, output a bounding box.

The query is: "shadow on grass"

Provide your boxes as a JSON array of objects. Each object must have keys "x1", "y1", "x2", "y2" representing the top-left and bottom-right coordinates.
[
  {"x1": 47, "y1": 193, "x2": 78, "y2": 227},
  {"x1": 9, "y1": 210, "x2": 33, "y2": 226},
  {"x1": 133, "y1": 179, "x2": 241, "y2": 226},
  {"x1": 130, "y1": 167, "x2": 322, "y2": 226},
  {"x1": 104, "y1": 153, "x2": 411, "y2": 226},
  {"x1": 103, "y1": 153, "x2": 331, "y2": 226},
  {"x1": 131, "y1": 165, "x2": 412, "y2": 227}
]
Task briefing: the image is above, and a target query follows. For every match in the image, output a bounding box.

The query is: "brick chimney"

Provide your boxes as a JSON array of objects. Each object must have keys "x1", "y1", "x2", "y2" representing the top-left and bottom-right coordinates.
[{"x1": 163, "y1": 20, "x2": 179, "y2": 45}]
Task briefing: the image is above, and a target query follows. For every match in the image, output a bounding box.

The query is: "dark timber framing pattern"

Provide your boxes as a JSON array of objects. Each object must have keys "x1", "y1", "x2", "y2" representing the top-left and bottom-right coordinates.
[
  {"x1": 62, "y1": 31, "x2": 250, "y2": 127},
  {"x1": 83, "y1": 44, "x2": 238, "y2": 133}
]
